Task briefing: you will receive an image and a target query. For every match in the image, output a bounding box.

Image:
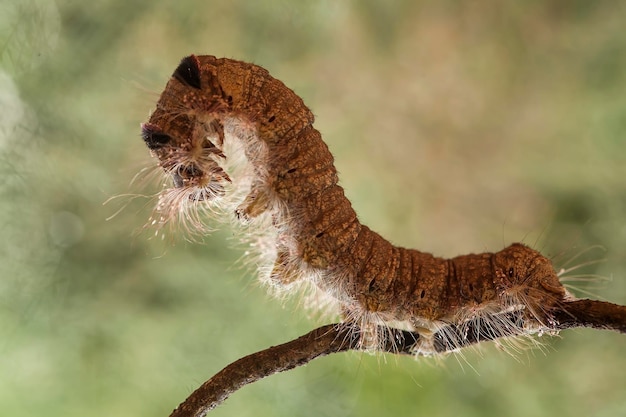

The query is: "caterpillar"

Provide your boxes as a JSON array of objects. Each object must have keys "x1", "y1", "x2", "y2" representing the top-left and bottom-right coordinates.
[{"x1": 141, "y1": 55, "x2": 570, "y2": 353}]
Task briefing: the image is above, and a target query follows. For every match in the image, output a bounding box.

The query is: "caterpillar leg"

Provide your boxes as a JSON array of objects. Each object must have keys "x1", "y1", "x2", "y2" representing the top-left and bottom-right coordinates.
[
  {"x1": 235, "y1": 181, "x2": 271, "y2": 221},
  {"x1": 336, "y1": 305, "x2": 383, "y2": 350},
  {"x1": 269, "y1": 250, "x2": 300, "y2": 285}
]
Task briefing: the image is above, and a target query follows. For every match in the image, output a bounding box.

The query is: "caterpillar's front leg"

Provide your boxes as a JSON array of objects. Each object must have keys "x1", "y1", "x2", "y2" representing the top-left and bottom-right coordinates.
[{"x1": 235, "y1": 180, "x2": 271, "y2": 221}]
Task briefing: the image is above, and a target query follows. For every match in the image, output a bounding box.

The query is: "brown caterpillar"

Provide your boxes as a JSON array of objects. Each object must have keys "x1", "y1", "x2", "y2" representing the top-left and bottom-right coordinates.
[{"x1": 141, "y1": 55, "x2": 570, "y2": 353}]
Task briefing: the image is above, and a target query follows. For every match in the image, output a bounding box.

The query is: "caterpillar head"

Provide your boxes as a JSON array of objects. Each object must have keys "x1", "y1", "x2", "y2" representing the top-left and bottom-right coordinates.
[
  {"x1": 141, "y1": 118, "x2": 229, "y2": 199},
  {"x1": 141, "y1": 56, "x2": 236, "y2": 232},
  {"x1": 492, "y1": 243, "x2": 567, "y2": 321}
]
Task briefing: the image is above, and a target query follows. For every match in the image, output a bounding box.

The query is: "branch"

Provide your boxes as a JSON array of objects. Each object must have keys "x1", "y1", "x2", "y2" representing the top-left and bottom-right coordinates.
[
  {"x1": 169, "y1": 323, "x2": 418, "y2": 417},
  {"x1": 552, "y1": 299, "x2": 626, "y2": 332},
  {"x1": 168, "y1": 299, "x2": 626, "y2": 417}
]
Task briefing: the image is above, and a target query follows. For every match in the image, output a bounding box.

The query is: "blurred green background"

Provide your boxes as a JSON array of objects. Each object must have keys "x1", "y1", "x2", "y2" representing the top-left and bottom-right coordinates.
[{"x1": 1, "y1": 1, "x2": 625, "y2": 416}]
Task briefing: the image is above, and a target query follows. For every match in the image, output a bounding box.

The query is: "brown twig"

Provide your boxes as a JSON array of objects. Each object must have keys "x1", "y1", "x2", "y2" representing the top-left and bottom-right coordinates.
[
  {"x1": 553, "y1": 299, "x2": 626, "y2": 332},
  {"x1": 168, "y1": 299, "x2": 626, "y2": 417},
  {"x1": 168, "y1": 324, "x2": 418, "y2": 417}
]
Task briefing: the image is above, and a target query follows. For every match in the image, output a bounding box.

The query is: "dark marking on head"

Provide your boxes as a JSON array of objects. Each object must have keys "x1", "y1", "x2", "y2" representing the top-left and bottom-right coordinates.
[
  {"x1": 141, "y1": 123, "x2": 172, "y2": 150},
  {"x1": 173, "y1": 55, "x2": 202, "y2": 89}
]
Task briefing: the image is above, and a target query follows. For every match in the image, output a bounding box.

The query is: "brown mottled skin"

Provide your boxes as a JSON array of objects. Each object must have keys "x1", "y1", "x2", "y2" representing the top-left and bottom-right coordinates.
[{"x1": 144, "y1": 55, "x2": 567, "y2": 326}]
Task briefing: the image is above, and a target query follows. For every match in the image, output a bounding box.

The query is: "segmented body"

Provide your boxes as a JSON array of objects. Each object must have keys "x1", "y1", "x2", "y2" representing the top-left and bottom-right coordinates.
[{"x1": 142, "y1": 55, "x2": 568, "y2": 351}]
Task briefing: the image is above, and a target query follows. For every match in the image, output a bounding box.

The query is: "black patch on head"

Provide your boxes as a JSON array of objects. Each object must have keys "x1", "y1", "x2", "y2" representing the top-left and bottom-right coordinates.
[
  {"x1": 141, "y1": 123, "x2": 172, "y2": 150},
  {"x1": 173, "y1": 55, "x2": 202, "y2": 89}
]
